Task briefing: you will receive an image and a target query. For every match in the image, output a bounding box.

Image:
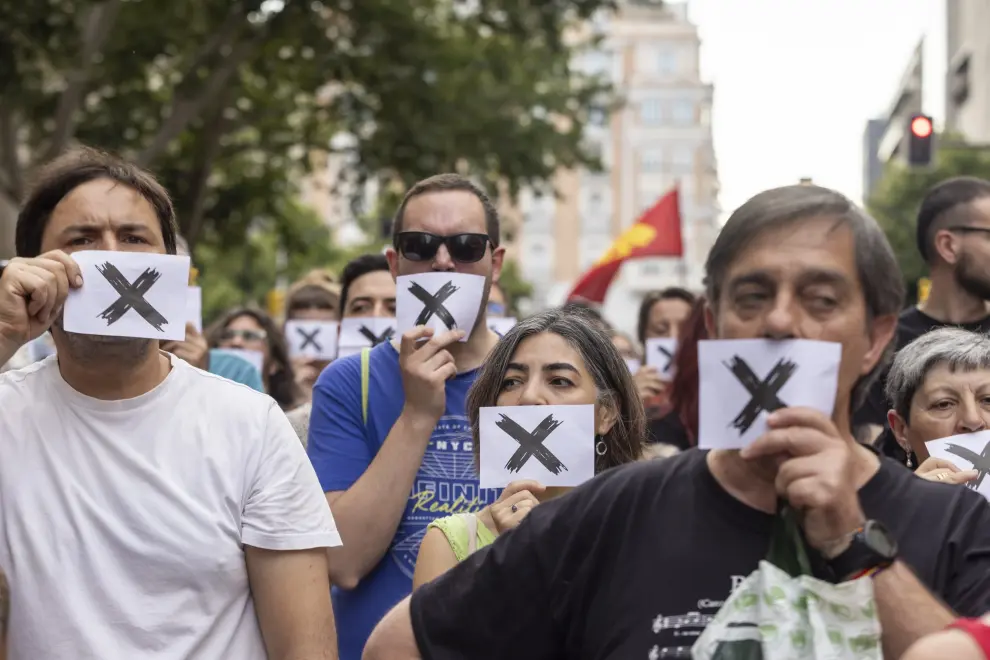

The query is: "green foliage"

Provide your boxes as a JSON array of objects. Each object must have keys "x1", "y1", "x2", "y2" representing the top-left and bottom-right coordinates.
[
  {"x1": 498, "y1": 257, "x2": 533, "y2": 316},
  {"x1": 867, "y1": 141, "x2": 990, "y2": 300},
  {"x1": 0, "y1": 0, "x2": 618, "y2": 302}
]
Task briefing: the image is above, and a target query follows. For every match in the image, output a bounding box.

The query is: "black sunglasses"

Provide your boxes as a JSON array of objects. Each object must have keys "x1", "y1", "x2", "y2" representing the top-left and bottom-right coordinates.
[{"x1": 395, "y1": 231, "x2": 492, "y2": 264}]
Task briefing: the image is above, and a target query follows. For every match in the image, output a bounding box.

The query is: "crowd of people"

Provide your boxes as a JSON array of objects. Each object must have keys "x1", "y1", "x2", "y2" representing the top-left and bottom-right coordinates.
[{"x1": 3, "y1": 145, "x2": 990, "y2": 659}]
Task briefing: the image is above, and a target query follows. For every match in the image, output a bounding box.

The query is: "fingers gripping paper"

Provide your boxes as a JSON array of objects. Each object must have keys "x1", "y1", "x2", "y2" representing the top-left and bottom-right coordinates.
[
  {"x1": 698, "y1": 339, "x2": 841, "y2": 450},
  {"x1": 926, "y1": 430, "x2": 990, "y2": 499},
  {"x1": 64, "y1": 251, "x2": 191, "y2": 341},
  {"x1": 479, "y1": 404, "x2": 596, "y2": 489},
  {"x1": 396, "y1": 273, "x2": 485, "y2": 341}
]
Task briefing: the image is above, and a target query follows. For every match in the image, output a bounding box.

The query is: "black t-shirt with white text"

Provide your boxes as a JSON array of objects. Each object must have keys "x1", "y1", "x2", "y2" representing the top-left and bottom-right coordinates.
[
  {"x1": 854, "y1": 307, "x2": 990, "y2": 428},
  {"x1": 410, "y1": 449, "x2": 990, "y2": 660}
]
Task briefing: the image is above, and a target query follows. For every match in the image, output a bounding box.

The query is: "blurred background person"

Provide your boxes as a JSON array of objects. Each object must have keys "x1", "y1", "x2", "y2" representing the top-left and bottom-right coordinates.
[
  {"x1": 881, "y1": 327, "x2": 988, "y2": 485},
  {"x1": 632, "y1": 287, "x2": 696, "y2": 425},
  {"x1": 284, "y1": 273, "x2": 341, "y2": 398},
  {"x1": 647, "y1": 295, "x2": 707, "y2": 449},
  {"x1": 288, "y1": 253, "x2": 397, "y2": 445},
  {"x1": 487, "y1": 281, "x2": 510, "y2": 318},
  {"x1": 208, "y1": 307, "x2": 300, "y2": 410},
  {"x1": 412, "y1": 307, "x2": 646, "y2": 588}
]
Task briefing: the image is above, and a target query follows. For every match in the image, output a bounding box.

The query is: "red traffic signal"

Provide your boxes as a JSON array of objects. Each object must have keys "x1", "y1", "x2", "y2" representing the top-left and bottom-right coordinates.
[
  {"x1": 910, "y1": 115, "x2": 933, "y2": 139},
  {"x1": 907, "y1": 114, "x2": 933, "y2": 167}
]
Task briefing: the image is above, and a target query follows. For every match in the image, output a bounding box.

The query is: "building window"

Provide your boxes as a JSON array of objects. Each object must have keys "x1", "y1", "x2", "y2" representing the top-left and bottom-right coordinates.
[
  {"x1": 657, "y1": 49, "x2": 678, "y2": 75},
  {"x1": 640, "y1": 147, "x2": 664, "y2": 172},
  {"x1": 640, "y1": 99, "x2": 663, "y2": 124},
  {"x1": 671, "y1": 99, "x2": 693, "y2": 125}
]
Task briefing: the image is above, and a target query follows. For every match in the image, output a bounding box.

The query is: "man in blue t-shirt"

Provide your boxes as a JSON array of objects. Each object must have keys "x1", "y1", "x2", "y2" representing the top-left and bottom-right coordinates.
[{"x1": 307, "y1": 173, "x2": 505, "y2": 660}]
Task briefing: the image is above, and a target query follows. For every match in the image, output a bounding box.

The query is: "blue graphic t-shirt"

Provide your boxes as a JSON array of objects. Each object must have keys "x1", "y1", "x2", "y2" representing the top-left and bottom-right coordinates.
[{"x1": 307, "y1": 341, "x2": 499, "y2": 660}]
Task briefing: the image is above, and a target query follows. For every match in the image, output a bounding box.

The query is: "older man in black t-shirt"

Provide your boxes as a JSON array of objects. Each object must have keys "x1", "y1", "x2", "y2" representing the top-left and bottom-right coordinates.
[{"x1": 363, "y1": 185, "x2": 990, "y2": 660}]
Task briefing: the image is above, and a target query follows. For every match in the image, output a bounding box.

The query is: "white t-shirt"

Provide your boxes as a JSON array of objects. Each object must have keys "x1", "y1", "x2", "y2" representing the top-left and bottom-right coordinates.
[{"x1": 0, "y1": 353, "x2": 341, "y2": 659}]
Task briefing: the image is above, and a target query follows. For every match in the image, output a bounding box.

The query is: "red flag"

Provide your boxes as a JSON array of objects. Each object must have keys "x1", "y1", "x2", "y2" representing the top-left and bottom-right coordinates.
[{"x1": 566, "y1": 188, "x2": 683, "y2": 304}]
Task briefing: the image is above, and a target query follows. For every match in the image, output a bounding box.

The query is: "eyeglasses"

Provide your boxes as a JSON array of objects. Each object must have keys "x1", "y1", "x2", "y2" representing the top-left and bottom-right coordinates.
[
  {"x1": 220, "y1": 328, "x2": 267, "y2": 343},
  {"x1": 395, "y1": 232, "x2": 492, "y2": 264}
]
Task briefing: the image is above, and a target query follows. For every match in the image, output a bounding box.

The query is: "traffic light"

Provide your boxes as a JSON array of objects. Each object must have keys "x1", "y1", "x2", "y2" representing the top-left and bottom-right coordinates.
[{"x1": 907, "y1": 114, "x2": 933, "y2": 167}]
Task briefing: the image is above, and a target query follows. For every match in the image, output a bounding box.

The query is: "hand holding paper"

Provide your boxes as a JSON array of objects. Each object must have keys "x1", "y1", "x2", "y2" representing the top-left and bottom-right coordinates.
[
  {"x1": 926, "y1": 430, "x2": 990, "y2": 498},
  {"x1": 0, "y1": 250, "x2": 83, "y2": 353}
]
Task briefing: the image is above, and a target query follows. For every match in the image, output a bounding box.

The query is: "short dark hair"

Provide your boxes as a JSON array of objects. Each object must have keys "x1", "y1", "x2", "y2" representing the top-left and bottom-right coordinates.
[
  {"x1": 704, "y1": 184, "x2": 905, "y2": 411},
  {"x1": 16, "y1": 146, "x2": 178, "y2": 258},
  {"x1": 637, "y1": 288, "x2": 696, "y2": 345},
  {"x1": 340, "y1": 253, "x2": 390, "y2": 315},
  {"x1": 391, "y1": 173, "x2": 500, "y2": 247},
  {"x1": 916, "y1": 176, "x2": 990, "y2": 263}
]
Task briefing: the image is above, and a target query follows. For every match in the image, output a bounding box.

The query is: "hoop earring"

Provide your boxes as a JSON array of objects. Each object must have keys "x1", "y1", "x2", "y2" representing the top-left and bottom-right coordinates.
[{"x1": 595, "y1": 435, "x2": 607, "y2": 456}]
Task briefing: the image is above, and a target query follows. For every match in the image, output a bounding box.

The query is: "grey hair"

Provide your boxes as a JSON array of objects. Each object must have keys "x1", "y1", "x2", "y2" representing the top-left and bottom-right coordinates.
[
  {"x1": 885, "y1": 327, "x2": 990, "y2": 420},
  {"x1": 466, "y1": 306, "x2": 647, "y2": 473},
  {"x1": 704, "y1": 184, "x2": 906, "y2": 411}
]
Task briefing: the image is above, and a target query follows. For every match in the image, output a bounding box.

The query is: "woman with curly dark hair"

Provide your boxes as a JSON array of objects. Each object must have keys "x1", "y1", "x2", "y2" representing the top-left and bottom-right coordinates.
[{"x1": 207, "y1": 307, "x2": 301, "y2": 411}]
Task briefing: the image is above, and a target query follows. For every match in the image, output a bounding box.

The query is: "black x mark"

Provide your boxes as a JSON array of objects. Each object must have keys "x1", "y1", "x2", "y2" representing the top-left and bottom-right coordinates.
[
  {"x1": 296, "y1": 327, "x2": 322, "y2": 352},
  {"x1": 657, "y1": 345, "x2": 674, "y2": 371},
  {"x1": 944, "y1": 441, "x2": 990, "y2": 491},
  {"x1": 725, "y1": 356, "x2": 796, "y2": 435},
  {"x1": 410, "y1": 281, "x2": 459, "y2": 329},
  {"x1": 497, "y1": 413, "x2": 568, "y2": 475},
  {"x1": 96, "y1": 263, "x2": 168, "y2": 331},
  {"x1": 358, "y1": 326, "x2": 394, "y2": 346}
]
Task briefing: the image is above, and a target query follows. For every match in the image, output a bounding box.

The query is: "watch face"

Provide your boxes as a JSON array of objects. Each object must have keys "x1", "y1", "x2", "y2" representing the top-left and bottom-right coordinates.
[{"x1": 864, "y1": 521, "x2": 898, "y2": 557}]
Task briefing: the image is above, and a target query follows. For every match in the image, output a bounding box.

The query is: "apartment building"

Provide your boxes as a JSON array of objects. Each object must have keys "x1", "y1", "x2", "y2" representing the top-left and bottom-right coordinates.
[
  {"x1": 945, "y1": 0, "x2": 990, "y2": 143},
  {"x1": 515, "y1": 0, "x2": 720, "y2": 333}
]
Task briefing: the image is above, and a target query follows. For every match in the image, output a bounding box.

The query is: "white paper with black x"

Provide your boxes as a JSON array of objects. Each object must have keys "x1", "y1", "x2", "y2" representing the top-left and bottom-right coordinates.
[
  {"x1": 337, "y1": 317, "x2": 396, "y2": 358},
  {"x1": 478, "y1": 404, "x2": 596, "y2": 489},
  {"x1": 926, "y1": 430, "x2": 990, "y2": 501},
  {"x1": 488, "y1": 317, "x2": 517, "y2": 338},
  {"x1": 63, "y1": 251, "x2": 191, "y2": 341},
  {"x1": 286, "y1": 320, "x2": 339, "y2": 361},
  {"x1": 645, "y1": 337, "x2": 678, "y2": 380},
  {"x1": 396, "y1": 273, "x2": 484, "y2": 342},
  {"x1": 697, "y1": 339, "x2": 841, "y2": 450}
]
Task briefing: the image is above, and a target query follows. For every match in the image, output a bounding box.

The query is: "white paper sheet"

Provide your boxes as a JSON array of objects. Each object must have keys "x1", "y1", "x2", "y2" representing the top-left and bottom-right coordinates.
[
  {"x1": 337, "y1": 317, "x2": 396, "y2": 357},
  {"x1": 624, "y1": 358, "x2": 642, "y2": 373},
  {"x1": 396, "y1": 273, "x2": 485, "y2": 341},
  {"x1": 187, "y1": 286, "x2": 203, "y2": 333},
  {"x1": 645, "y1": 337, "x2": 678, "y2": 380},
  {"x1": 698, "y1": 339, "x2": 841, "y2": 450},
  {"x1": 926, "y1": 430, "x2": 990, "y2": 500},
  {"x1": 213, "y1": 348, "x2": 264, "y2": 373},
  {"x1": 488, "y1": 316, "x2": 518, "y2": 337},
  {"x1": 63, "y1": 251, "x2": 191, "y2": 341},
  {"x1": 285, "y1": 320, "x2": 339, "y2": 361},
  {"x1": 479, "y1": 404, "x2": 596, "y2": 489}
]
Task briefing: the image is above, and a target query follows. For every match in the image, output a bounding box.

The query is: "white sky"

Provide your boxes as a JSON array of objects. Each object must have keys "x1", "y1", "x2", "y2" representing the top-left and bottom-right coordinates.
[{"x1": 687, "y1": 0, "x2": 945, "y2": 215}]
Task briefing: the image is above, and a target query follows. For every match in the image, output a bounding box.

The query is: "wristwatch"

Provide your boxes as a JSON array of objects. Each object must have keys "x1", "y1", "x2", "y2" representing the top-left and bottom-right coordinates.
[{"x1": 824, "y1": 520, "x2": 899, "y2": 582}]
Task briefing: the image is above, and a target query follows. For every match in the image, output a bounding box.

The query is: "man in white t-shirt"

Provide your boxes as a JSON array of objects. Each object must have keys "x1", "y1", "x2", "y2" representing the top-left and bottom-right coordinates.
[{"x1": 0, "y1": 147, "x2": 340, "y2": 659}]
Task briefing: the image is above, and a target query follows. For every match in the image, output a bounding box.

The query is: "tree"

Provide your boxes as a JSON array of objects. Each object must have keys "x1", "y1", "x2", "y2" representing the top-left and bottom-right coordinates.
[
  {"x1": 867, "y1": 141, "x2": 990, "y2": 302},
  {"x1": 0, "y1": 0, "x2": 616, "y2": 270}
]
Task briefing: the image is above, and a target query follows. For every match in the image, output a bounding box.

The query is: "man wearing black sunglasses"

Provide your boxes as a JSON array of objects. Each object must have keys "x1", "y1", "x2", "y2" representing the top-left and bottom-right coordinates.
[
  {"x1": 307, "y1": 173, "x2": 506, "y2": 660},
  {"x1": 855, "y1": 176, "x2": 990, "y2": 447}
]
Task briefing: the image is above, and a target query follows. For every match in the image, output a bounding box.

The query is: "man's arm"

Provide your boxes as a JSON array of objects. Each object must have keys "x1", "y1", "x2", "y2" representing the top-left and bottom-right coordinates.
[
  {"x1": 363, "y1": 597, "x2": 420, "y2": 660},
  {"x1": 247, "y1": 547, "x2": 337, "y2": 660},
  {"x1": 309, "y1": 328, "x2": 461, "y2": 589},
  {"x1": 324, "y1": 410, "x2": 436, "y2": 588},
  {"x1": 872, "y1": 562, "x2": 956, "y2": 659}
]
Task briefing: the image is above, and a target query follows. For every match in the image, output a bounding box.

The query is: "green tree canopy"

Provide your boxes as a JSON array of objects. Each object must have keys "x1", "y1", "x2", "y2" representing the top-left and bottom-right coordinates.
[{"x1": 867, "y1": 141, "x2": 990, "y2": 302}]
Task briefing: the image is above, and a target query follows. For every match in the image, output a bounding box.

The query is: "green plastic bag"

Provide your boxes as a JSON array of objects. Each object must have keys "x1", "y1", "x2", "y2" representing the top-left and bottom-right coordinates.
[{"x1": 692, "y1": 506, "x2": 882, "y2": 660}]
